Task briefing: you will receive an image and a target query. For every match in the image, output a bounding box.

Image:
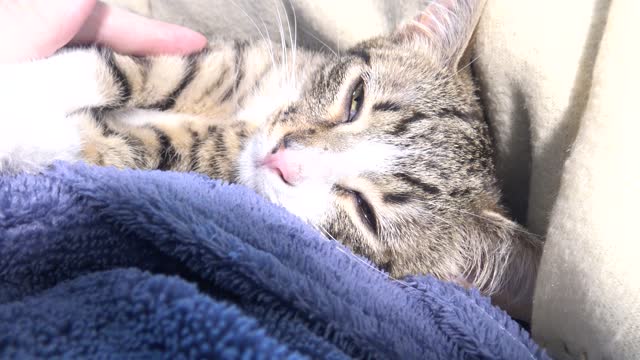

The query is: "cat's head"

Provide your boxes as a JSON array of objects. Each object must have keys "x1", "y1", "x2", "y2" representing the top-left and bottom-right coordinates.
[{"x1": 239, "y1": 0, "x2": 541, "y2": 318}]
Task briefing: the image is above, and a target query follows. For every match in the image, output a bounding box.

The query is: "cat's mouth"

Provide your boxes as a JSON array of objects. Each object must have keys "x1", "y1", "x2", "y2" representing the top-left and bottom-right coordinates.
[{"x1": 263, "y1": 161, "x2": 292, "y2": 186}]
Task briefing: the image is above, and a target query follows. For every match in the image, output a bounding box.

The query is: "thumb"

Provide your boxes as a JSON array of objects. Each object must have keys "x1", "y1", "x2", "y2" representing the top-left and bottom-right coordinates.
[{"x1": 0, "y1": 0, "x2": 97, "y2": 63}]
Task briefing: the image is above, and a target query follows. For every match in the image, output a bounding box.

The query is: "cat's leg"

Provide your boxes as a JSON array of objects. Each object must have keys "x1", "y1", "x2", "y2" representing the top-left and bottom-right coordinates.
[
  {"x1": 74, "y1": 108, "x2": 253, "y2": 182},
  {"x1": 0, "y1": 40, "x2": 271, "y2": 174},
  {"x1": 99, "y1": 39, "x2": 274, "y2": 116},
  {"x1": 0, "y1": 48, "x2": 129, "y2": 174}
]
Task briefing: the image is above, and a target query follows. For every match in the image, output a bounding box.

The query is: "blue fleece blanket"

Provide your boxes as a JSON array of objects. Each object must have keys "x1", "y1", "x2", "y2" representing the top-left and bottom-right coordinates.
[{"x1": 0, "y1": 163, "x2": 549, "y2": 359}]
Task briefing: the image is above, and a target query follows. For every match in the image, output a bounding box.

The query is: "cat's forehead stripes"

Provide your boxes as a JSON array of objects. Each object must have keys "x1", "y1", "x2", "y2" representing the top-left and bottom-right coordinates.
[
  {"x1": 346, "y1": 48, "x2": 372, "y2": 66},
  {"x1": 392, "y1": 172, "x2": 441, "y2": 195},
  {"x1": 371, "y1": 101, "x2": 402, "y2": 112},
  {"x1": 310, "y1": 60, "x2": 349, "y2": 96},
  {"x1": 389, "y1": 112, "x2": 429, "y2": 136},
  {"x1": 310, "y1": 54, "x2": 371, "y2": 96},
  {"x1": 381, "y1": 191, "x2": 414, "y2": 205},
  {"x1": 218, "y1": 40, "x2": 258, "y2": 104}
]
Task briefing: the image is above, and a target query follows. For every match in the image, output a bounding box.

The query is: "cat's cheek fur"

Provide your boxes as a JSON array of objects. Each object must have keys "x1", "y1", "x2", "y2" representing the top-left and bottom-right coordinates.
[
  {"x1": 239, "y1": 133, "x2": 400, "y2": 228},
  {"x1": 0, "y1": 48, "x2": 118, "y2": 174}
]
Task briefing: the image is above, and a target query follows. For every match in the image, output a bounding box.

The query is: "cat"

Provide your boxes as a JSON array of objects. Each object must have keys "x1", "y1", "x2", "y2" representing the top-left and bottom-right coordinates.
[{"x1": 0, "y1": 0, "x2": 541, "y2": 320}]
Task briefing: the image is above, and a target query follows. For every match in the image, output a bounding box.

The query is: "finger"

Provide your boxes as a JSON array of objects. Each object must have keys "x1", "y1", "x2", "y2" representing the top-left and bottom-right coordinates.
[
  {"x1": 0, "y1": 0, "x2": 97, "y2": 63},
  {"x1": 71, "y1": 2, "x2": 208, "y2": 56}
]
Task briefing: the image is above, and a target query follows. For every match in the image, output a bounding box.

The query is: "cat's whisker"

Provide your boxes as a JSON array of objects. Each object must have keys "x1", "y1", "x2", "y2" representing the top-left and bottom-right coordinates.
[
  {"x1": 316, "y1": 219, "x2": 486, "y2": 294},
  {"x1": 270, "y1": 0, "x2": 288, "y2": 83},
  {"x1": 226, "y1": 0, "x2": 267, "y2": 51},
  {"x1": 259, "y1": 18, "x2": 277, "y2": 69},
  {"x1": 278, "y1": 0, "x2": 296, "y2": 84},
  {"x1": 444, "y1": 55, "x2": 480, "y2": 82},
  {"x1": 283, "y1": 0, "x2": 298, "y2": 84},
  {"x1": 245, "y1": 3, "x2": 277, "y2": 69},
  {"x1": 424, "y1": 209, "x2": 457, "y2": 229},
  {"x1": 226, "y1": 0, "x2": 276, "y2": 67},
  {"x1": 409, "y1": 198, "x2": 543, "y2": 239},
  {"x1": 315, "y1": 224, "x2": 416, "y2": 290},
  {"x1": 300, "y1": 28, "x2": 338, "y2": 58}
]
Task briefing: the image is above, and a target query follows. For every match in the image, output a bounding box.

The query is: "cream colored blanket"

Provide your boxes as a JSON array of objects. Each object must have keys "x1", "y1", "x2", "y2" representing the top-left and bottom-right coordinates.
[{"x1": 106, "y1": 1, "x2": 640, "y2": 358}]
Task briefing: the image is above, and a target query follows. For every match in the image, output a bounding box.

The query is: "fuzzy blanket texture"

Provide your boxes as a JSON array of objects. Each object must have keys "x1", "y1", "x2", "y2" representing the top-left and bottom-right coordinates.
[
  {"x1": 103, "y1": 0, "x2": 640, "y2": 358},
  {"x1": 0, "y1": 164, "x2": 547, "y2": 359}
]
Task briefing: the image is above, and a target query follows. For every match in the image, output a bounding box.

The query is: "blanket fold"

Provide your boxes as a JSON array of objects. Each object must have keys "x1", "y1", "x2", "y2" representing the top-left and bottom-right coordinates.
[{"x1": 0, "y1": 164, "x2": 548, "y2": 359}]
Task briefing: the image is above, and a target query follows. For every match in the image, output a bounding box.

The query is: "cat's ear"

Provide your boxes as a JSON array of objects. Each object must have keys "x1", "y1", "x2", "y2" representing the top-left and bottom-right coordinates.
[
  {"x1": 396, "y1": 0, "x2": 487, "y2": 69},
  {"x1": 463, "y1": 209, "x2": 543, "y2": 321}
]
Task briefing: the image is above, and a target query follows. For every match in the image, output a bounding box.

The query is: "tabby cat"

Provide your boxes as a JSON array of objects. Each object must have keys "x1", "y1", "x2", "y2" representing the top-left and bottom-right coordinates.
[{"x1": 0, "y1": 0, "x2": 541, "y2": 320}]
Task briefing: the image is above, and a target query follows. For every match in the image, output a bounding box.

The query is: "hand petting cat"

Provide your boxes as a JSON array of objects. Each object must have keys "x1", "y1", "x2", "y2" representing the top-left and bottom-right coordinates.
[{"x1": 0, "y1": 0, "x2": 207, "y2": 63}]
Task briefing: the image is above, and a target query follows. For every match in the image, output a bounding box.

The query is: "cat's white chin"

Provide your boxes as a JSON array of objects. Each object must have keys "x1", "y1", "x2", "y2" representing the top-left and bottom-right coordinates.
[{"x1": 258, "y1": 169, "x2": 333, "y2": 225}]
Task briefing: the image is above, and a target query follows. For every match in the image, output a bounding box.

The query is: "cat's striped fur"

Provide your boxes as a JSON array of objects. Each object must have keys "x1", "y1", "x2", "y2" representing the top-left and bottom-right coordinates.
[
  {"x1": 76, "y1": 40, "x2": 276, "y2": 180},
  {"x1": 0, "y1": 0, "x2": 541, "y2": 320}
]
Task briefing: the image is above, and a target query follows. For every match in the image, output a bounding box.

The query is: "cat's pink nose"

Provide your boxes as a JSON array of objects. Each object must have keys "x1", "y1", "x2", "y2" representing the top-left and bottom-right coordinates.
[{"x1": 262, "y1": 149, "x2": 301, "y2": 185}]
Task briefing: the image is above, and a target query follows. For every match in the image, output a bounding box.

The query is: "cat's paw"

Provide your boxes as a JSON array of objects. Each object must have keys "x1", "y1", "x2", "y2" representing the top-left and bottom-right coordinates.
[
  {"x1": 0, "y1": 48, "x2": 114, "y2": 174},
  {"x1": 0, "y1": 111, "x2": 83, "y2": 174}
]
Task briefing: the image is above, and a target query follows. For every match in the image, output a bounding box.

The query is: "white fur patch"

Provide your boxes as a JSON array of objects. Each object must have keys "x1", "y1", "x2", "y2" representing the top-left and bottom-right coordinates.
[
  {"x1": 0, "y1": 49, "x2": 107, "y2": 174},
  {"x1": 109, "y1": 108, "x2": 202, "y2": 127}
]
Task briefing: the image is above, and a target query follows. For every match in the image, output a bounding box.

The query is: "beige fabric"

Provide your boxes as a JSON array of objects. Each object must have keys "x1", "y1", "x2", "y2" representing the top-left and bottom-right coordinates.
[
  {"x1": 475, "y1": 0, "x2": 640, "y2": 358},
  {"x1": 105, "y1": 1, "x2": 640, "y2": 358}
]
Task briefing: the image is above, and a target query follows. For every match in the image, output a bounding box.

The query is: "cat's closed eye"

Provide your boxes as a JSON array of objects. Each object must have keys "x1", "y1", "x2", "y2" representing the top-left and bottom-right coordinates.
[
  {"x1": 352, "y1": 190, "x2": 378, "y2": 235},
  {"x1": 335, "y1": 185, "x2": 379, "y2": 235}
]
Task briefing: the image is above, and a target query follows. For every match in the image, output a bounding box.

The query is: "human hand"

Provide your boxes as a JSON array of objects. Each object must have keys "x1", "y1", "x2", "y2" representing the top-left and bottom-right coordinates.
[{"x1": 0, "y1": 0, "x2": 208, "y2": 63}]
